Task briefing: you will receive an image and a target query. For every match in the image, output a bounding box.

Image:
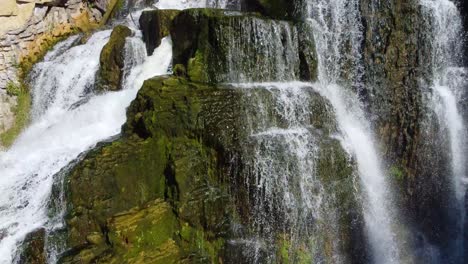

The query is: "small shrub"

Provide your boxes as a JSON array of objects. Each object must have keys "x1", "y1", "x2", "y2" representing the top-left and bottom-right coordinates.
[{"x1": 6, "y1": 81, "x2": 21, "y2": 96}]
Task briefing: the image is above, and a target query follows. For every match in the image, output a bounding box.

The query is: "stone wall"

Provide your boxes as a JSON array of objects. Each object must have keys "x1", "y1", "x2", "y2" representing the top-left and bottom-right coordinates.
[{"x1": 0, "y1": 0, "x2": 116, "y2": 140}]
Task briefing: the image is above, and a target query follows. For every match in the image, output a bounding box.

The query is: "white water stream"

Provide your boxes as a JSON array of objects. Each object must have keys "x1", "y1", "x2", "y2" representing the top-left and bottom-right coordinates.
[
  {"x1": 421, "y1": 0, "x2": 467, "y2": 260},
  {"x1": 307, "y1": 0, "x2": 402, "y2": 262}
]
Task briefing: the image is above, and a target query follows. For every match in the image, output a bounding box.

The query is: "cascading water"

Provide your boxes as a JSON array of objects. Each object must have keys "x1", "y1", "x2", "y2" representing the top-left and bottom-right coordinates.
[
  {"x1": 232, "y1": 82, "x2": 325, "y2": 262},
  {"x1": 306, "y1": 0, "x2": 403, "y2": 262},
  {"x1": 420, "y1": 0, "x2": 467, "y2": 261}
]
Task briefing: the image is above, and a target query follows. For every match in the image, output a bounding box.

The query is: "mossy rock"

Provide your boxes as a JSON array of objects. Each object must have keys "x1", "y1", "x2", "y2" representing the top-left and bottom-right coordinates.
[
  {"x1": 139, "y1": 9, "x2": 180, "y2": 55},
  {"x1": 96, "y1": 25, "x2": 132, "y2": 92},
  {"x1": 62, "y1": 76, "x2": 244, "y2": 263}
]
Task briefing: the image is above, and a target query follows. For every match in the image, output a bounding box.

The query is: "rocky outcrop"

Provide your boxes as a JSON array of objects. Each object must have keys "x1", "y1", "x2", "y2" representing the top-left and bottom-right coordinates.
[
  {"x1": 0, "y1": 0, "x2": 118, "y2": 89},
  {"x1": 170, "y1": 9, "x2": 317, "y2": 83},
  {"x1": 96, "y1": 25, "x2": 132, "y2": 92},
  {"x1": 61, "y1": 76, "x2": 244, "y2": 263},
  {"x1": 139, "y1": 9, "x2": 180, "y2": 55},
  {"x1": 61, "y1": 74, "x2": 366, "y2": 263}
]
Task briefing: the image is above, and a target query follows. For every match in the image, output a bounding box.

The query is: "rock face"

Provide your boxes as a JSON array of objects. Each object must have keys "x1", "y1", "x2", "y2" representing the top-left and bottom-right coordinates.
[
  {"x1": 96, "y1": 25, "x2": 132, "y2": 92},
  {"x1": 170, "y1": 9, "x2": 317, "y2": 83},
  {"x1": 139, "y1": 9, "x2": 180, "y2": 55}
]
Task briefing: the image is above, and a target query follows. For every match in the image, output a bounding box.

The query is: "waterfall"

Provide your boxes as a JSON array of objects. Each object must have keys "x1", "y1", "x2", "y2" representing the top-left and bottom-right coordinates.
[
  {"x1": 231, "y1": 82, "x2": 325, "y2": 262},
  {"x1": 0, "y1": 4, "x2": 177, "y2": 262},
  {"x1": 219, "y1": 19, "x2": 299, "y2": 82},
  {"x1": 306, "y1": 0, "x2": 402, "y2": 263},
  {"x1": 420, "y1": 0, "x2": 467, "y2": 261}
]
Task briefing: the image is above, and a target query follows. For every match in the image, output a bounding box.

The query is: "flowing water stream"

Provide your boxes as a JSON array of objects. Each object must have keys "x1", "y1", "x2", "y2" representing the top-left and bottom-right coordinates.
[
  {"x1": 306, "y1": 0, "x2": 402, "y2": 262},
  {"x1": 420, "y1": 0, "x2": 467, "y2": 261}
]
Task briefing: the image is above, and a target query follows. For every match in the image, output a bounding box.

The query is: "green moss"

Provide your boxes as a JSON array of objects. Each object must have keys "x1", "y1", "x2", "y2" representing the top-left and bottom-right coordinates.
[
  {"x1": 173, "y1": 64, "x2": 186, "y2": 77},
  {"x1": 107, "y1": 200, "x2": 180, "y2": 261},
  {"x1": 278, "y1": 235, "x2": 292, "y2": 264},
  {"x1": 390, "y1": 165, "x2": 404, "y2": 181},
  {"x1": 187, "y1": 50, "x2": 208, "y2": 83},
  {"x1": 179, "y1": 222, "x2": 226, "y2": 262},
  {"x1": 5, "y1": 81, "x2": 20, "y2": 96},
  {"x1": 277, "y1": 234, "x2": 313, "y2": 264}
]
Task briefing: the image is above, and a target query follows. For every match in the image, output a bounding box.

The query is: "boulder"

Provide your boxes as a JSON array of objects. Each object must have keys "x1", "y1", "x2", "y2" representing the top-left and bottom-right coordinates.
[
  {"x1": 96, "y1": 25, "x2": 132, "y2": 92},
  {"x1": 61, "y1": 72, "x2": 363, "y2": 262}
]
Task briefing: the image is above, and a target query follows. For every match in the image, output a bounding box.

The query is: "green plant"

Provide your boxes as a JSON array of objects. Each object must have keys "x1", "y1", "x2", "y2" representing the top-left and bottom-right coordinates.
[{"x1": 5, "y1": 81, "x2": 20, "y2": 96}]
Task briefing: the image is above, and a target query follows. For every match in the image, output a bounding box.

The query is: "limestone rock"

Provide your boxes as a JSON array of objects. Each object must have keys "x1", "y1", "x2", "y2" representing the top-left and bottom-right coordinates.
[
  {"x1": 0, "y1": 0, "x2": 19, "y2": 16},
  {"x1": 0, "y1": 3, "x2": 35, "y2": 36}
]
